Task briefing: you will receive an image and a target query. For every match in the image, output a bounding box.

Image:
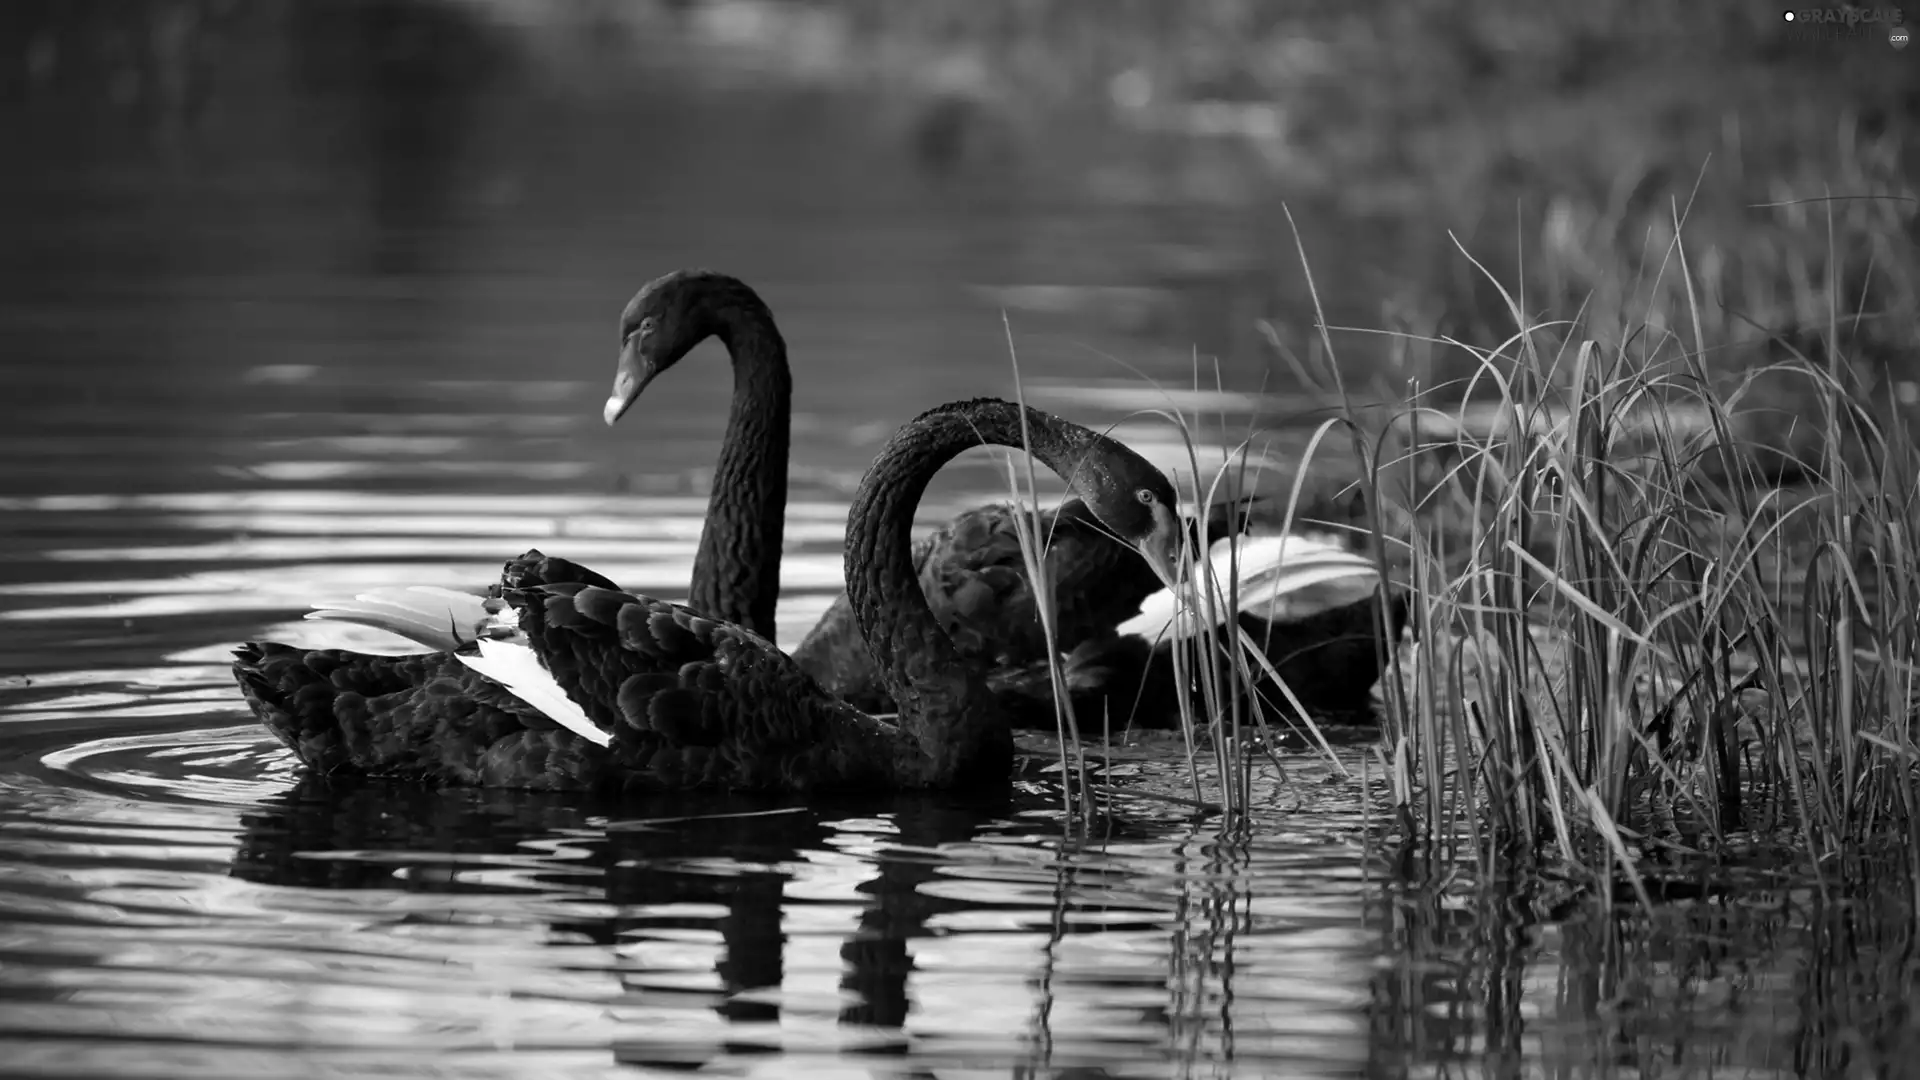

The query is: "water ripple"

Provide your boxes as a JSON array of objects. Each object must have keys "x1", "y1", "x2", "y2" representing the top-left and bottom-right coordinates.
[
  {"x1": 0, "y1": 685, "x2": 1393, "y2": 1076},
  {"x1": 39, "y1": 725, "x2": 296, "y2": 807}
]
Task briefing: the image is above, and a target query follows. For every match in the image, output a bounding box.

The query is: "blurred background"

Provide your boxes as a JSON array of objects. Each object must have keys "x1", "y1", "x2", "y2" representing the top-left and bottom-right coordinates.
[{"x1": 4, "y1": 0, "x2": 1914, "y2": 477}]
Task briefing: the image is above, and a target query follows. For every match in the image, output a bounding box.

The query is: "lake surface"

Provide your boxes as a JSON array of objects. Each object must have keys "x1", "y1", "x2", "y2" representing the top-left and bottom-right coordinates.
[{"x1": 2, "y1": 3, "x2": 1916, "y2": 1077}]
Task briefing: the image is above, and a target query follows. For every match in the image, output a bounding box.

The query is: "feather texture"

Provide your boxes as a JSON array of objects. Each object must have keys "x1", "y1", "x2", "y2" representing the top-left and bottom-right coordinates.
[
  {"x1": 230, "y1": 644, "x2": 606, "y2": 789},
  {"x1": 456, "y1": 638, "x2": 608, "y2": 749}
]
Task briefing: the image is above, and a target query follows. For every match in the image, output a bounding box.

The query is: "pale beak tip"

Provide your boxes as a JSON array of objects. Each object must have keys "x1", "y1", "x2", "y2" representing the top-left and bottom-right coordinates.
[
  {"x1": 1140, "y1": 537, "x2": 1184, "y2": 592},
  {"x1": 602, "y1": 396, "x2": 627, "y2": 427},
  {"x1": 1145, "y1": 505, "x2": 1187, "y2": 590}
]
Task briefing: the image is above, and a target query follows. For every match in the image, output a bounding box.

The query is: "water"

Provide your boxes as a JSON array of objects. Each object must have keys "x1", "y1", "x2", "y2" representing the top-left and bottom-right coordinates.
[
  {"x1": 5, "y1": 738, "x2": 1397, "y2": 1077},
  {"x1": 3, "y1": 3, "x2": 1918, "y2": 1077}
]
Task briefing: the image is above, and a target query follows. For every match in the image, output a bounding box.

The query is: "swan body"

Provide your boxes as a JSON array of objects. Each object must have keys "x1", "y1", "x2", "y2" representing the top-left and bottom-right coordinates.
[
  {"x1": 232, "y1": 397, "x2": 1186, "y2": 792},
  {"x1": 791, "y1": 494, "x2": 1253, "y2": 715}
]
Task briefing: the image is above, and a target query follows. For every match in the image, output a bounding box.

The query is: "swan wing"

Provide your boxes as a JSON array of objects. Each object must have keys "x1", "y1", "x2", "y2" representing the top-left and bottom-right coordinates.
[
  {"x1": 1115, "y1": 535, "x2": 1382, "y2": 642},
  {"x1": 1218, "y1": 536, "x2": 1382, "y2": 619}
]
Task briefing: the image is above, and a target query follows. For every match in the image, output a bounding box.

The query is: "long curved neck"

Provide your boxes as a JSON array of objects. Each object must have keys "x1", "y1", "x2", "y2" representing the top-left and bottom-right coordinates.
[
  {"x1": 843, "y1": 399, "x2": 1103, "y2": 782},
  {"x1": 689, "y1": 293, "x2": 790, "y2": 641}
]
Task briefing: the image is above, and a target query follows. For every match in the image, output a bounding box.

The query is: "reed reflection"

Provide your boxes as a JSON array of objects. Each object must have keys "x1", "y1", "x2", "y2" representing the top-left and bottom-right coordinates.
[{"x1": 1360, "y1": 849, "x2": 1920, "y2": 1077}]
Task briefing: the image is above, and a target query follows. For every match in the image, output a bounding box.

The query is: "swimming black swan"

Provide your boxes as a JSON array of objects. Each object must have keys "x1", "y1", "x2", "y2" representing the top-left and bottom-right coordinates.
[
  {"x1": 230, "y1": 398, "x2": 1185, "y2": 792},
  {"x1": 595, "y1": 268, "x2": 1403, "y2": 725}
]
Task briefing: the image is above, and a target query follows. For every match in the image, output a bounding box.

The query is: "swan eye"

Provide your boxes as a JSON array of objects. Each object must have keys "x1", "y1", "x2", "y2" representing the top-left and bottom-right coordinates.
[
  {"x1": 623, "y1": 318, "x2": 656, "y2": 346},
  {"x1": 1135, "y1": 488, "x2": 1157, "y2": 506}
]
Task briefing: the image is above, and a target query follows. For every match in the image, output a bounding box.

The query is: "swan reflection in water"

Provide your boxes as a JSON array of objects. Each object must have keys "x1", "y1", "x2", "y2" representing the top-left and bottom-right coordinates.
[{"x1": 225, "y1": 775, "x2": 1206, "y2": 1069}]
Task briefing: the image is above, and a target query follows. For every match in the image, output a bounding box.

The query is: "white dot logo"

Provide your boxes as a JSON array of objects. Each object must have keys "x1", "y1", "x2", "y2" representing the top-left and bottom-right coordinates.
[
  {"x1": 1893, "y1": 24, "x2": 1911, "y2": 47},
  {"x1": 1783, "y1": 9, "x2": 1796, "y2": 19}
]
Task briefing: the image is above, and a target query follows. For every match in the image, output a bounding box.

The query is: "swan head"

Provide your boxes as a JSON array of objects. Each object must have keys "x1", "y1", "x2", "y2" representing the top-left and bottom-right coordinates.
[
  {"x1": 1070, "y1": 440, "x2": 1186, "y2": 592},
  {"x1": 604, "y1": 269, "x2": 773, "y2": 426}
]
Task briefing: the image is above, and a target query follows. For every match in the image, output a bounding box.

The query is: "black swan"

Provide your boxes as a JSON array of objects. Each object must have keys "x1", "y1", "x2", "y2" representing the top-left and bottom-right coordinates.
[
  {"x1": 230, "y1": 397, "x2": 1185, "y2": 792},
  {"x1": 596, "y1": 268, "x2": 1403, "y2": 725}
]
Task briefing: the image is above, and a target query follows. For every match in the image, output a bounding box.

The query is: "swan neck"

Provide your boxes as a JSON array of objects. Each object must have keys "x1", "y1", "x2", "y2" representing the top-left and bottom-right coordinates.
[
  {"x1": 843, "y1": 400, "x2": 1097, "y2": 782},
  {"x1": 690, "y1": 300, "x2": 790, "y2": 640}
]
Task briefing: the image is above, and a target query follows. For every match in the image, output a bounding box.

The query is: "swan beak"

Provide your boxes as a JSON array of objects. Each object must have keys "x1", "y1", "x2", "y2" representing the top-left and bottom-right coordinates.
[
  {"x1": 603, "y1": 337, "x2": 660, "y2": 426},
  {"x1": 1134, "y1": 499, "x2": 1186, "y2": 592}
]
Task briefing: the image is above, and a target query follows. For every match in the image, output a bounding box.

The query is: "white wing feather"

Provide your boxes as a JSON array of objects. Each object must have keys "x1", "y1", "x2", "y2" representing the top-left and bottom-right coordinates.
[
  {"x1": 454, "y1": 638, "x2": 610, "y2": 748},
  {"x1": 306, "y1": 584, "x2": 499, "y2": 653},
  {"x1": 305, "y1": 585, "x2": 611, "y2": 748},
  {"x1": 1116, "y1": 534, "x2": 1382, "y2": 642}
]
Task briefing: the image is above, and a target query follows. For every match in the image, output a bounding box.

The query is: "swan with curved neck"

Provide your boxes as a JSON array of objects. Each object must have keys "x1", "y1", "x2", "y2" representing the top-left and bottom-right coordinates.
[
  {"x1": 231, "y1": 398, "x2": 1183, "y2": 791},
  {"x1": 838, "y1": 398, "x2": 1180, "y2": 775}
]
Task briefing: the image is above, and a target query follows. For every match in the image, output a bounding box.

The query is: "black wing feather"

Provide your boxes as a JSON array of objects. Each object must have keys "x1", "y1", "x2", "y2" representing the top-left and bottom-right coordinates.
[
  {"x1": 498, "y1": 548, "x2": 625, "y2": 593},
  {"x1": 505, "y1": 583, "x2": 914, "y2": 791}
]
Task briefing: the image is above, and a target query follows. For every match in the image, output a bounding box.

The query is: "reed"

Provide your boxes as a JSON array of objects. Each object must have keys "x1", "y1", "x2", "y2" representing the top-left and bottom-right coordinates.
[
  {"x1": 995, "y1": 315, "x2": 1095, "y2": 820},
  {"x1": 994, "y1": 332, "x2": 1393, "y2": 823},
  {"x1": 1329, "y1": 190, "x2": 1920, "y2": 878}
]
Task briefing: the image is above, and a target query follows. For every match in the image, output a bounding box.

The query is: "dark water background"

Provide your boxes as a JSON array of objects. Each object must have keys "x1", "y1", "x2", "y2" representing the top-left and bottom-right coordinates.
[{"x1": 2, "y1": 2, "x2": 1916, "y2": 1076}]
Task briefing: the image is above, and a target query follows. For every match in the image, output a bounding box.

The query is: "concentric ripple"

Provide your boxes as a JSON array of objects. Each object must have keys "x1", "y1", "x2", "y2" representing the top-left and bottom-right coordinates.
[{"x1": 40, "y1": 723, "x2": 299, "y2": 808}]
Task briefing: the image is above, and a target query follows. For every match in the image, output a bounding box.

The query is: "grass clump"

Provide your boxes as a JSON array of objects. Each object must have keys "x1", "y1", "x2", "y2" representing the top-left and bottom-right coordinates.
[
  {"x1": 1336, "y1": 200, "x2": 1920, "y2": 882},
  {"x1": 998, "y1": 175, "x2": 1920, "y2": 885},
  {"x1": 995, "y1": 173, "x2": 1920, "y2": 883},
  {"x1": 1133, "y1": 400, "x2": 1374, "y2": 822}
]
